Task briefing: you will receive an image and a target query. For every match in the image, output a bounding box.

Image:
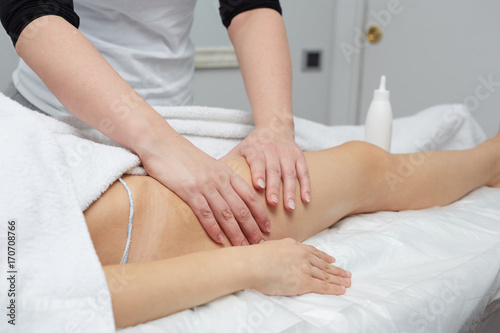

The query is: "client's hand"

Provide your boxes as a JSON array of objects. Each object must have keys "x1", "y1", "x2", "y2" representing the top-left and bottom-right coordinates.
[
  {"x1": 249, "y1": 239, "x2": 351, "y2": 296},
  {"x1": 139, "y1": 134, "x2": 269, "y2": 246}
]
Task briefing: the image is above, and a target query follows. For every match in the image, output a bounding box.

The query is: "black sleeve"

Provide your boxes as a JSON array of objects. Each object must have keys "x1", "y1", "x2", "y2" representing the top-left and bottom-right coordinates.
[
  {"x1": 219, "y1": 0, "x2": 282, "y2": 28},
  {"x1": 0, "y1": 0, "x2": 79, "y2": 47}
]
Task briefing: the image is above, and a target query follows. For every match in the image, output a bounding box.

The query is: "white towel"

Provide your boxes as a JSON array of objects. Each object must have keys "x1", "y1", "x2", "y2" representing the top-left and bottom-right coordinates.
[
  {"x1": 57, "y1": 102, "x2": 486, "y2": 157},
  {"x1": 0, "y1": 91, "x2": 487, "y2": 333},
  {"x1": 0, "y1": 95, "x2": 115, "y2": 333}
]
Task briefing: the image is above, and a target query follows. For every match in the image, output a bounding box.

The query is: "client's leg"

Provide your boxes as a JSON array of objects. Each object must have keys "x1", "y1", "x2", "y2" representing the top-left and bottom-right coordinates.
[{"x1": 84, "y1": 130, "x2": 500, "y2": 265}]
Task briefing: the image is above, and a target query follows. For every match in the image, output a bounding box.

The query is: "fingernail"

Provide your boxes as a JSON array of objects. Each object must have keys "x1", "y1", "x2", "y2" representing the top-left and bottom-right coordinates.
[
  {"x1": 346, "y1": 271, "x2": 352, "y2": 278},
  {"x1": 242, "y1": 240, "x2": 249, "y2": 246},
  {"x1": 271, "y1": 194, "x2": 279, "y2": 204},
  {"x1": 218, "y1": 234, "x2": 225, "y2": 244},
  {"x1": 259, "y1": 239, "x2": 265, "y2": 244},
  {"x1": 288, "y1": 199, "x2": 295, "y2": 210},
  {"x1": 340, "y1": 286, "x2": 346, "y2": 292},
  {"x1": 265, "y1": 221, "x2": 271, "y2": 232},
  {"x1": 344, "y1": 278, "x2": 351, "y2": 286},
  {"x1": 257, "y1": 179, "x2": 265, "y2": 189},
  {"x1": 305, "y1": 192, "x2": 311, "y2": 203}
]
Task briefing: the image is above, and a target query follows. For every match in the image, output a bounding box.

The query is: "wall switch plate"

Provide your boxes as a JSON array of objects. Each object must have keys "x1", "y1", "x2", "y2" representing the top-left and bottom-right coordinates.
[{"x1": 302, "y1": 50, "x2": 323, "y2": 71}]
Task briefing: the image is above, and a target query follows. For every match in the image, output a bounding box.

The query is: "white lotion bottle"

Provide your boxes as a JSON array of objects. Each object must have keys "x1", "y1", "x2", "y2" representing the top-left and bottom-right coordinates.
[{"x1": 364, "y1": 75, "x2": 393, "y2": 151}]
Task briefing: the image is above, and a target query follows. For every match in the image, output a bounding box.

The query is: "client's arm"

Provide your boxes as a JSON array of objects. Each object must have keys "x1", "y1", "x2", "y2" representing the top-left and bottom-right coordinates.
[{"x1": 105, "y1": 239, "x2": 345, "y2": 328}]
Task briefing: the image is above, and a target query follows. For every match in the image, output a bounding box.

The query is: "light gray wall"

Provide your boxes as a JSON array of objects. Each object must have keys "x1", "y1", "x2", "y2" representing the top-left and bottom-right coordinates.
[
  {"x1": 191, "y1": 0, "x2": 231, "y2": 47},
  {"x1": 0, "y1": 32, "x2": 19, "y2": 92},
  {"x1": 191, "y1": 0, "x2": 337, "y2": 124}
]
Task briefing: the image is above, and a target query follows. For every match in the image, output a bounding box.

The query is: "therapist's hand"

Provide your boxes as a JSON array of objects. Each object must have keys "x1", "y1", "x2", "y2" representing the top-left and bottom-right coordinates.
[
  {"x1": 139, "y1": 134, "x2": 269, "y2": 246},
  {"x1": 222, "y1": 126, "x2": 311, "y2": 211}
]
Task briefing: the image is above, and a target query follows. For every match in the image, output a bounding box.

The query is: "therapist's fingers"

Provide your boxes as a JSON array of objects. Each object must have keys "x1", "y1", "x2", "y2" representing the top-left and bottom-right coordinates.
[
  {"x1": 265, "y1": 151, "x2": 282, "y2": 207},
  {"x1": 280, "y1": 157, "x2": 297, "y2": 211},
  {"x1": 296, "y1": 152, "x2": 312, "y2": 203},
  {"x1": 188, "y1": 193, "x2": 224, "y2": 244},
  {"x1": 187, "y1": 168, "x2": 268, "y2": 246},
  {"x1": 218, "y1": 182, "x2": 267, "y2": 245},
  {"x1": 205, "y1": 188, "x2": 249, "y2": 247},
  {"x1": 230, "y1": 172, "x2": 270, "y2": 241},
  {"x1": 243, "y1": 147, "x2": 267, "y2": 190}
]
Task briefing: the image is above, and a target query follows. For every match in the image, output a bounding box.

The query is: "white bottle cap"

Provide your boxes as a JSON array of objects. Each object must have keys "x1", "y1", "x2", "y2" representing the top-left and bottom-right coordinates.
[{"x1": 373, "y1": 75, "x2": 390, "y2": 101}]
